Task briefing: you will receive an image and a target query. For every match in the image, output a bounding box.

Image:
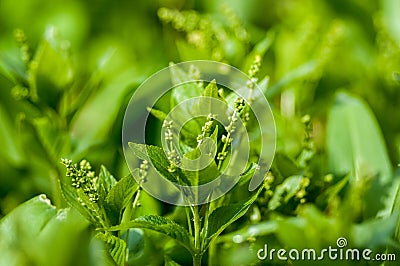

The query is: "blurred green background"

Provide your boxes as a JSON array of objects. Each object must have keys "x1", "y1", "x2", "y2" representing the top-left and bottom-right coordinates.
[{"x1": 0, "y1": 0, "x2": 399, "y2": 264}]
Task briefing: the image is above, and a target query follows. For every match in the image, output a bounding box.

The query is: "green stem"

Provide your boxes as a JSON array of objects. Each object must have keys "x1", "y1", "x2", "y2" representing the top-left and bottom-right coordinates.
[
  {"x1": 208, "y1": 239, "x2": 216, "y2": 266},
  {"x1": 185, "y1": 207, "x2": 193, "y2": 235},
  {"x1": 193, "y1": 206, "x2": 201, "y2": 250},
  {"x1": 132, "y1": 188, "x2": 142, "y2": 214},
  {"x1": 192, "y1": 205, "x2": 203, "y2": 266},
  {"x1": 122, "y1": 188, "x2": 141, "y2": 265},
  {"x1": 124, "y1": 229, "x2": 130, "y2": 266},
  {"x1": 193, "y1": 254, "x2": 202, "y2": 266}
]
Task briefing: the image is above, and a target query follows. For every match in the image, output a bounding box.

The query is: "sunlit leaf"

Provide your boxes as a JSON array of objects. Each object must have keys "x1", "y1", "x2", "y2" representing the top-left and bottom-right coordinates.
[
  {"x1": 108, "y1": 215, "x2": 195, "y2": 255},
  {"x1": 96, "y1": 232, "x2": 126, "y2": 266},
  {"x1": 327, "y1": 91, "x2": 394, "y2": 216},
  {"x1": 105, "y1": 171, "x2": 139, "y2": 223},
  {"x1": 206, "y1": 186, "x2": 263, "y2": 247}
]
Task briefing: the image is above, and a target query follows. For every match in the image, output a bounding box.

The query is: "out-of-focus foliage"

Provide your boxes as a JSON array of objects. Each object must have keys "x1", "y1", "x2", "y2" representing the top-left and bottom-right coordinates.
[{"x1": 0, "y1": 0, "x2": 400, "y2": 265}]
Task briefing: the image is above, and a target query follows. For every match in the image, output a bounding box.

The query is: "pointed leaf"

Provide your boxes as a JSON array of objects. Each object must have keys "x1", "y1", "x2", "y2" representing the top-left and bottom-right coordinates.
[
  {"x1": 108, "y1": 215, "x2": 195, "y2": 254},
  {"x1": 99, "y1": 165, "x2": 117, "y2": 194},
  {"x1": 105, "y1": 171, "x2": 139, "y2": 222},
  {"x1": 0, "y1": 195, "x2": 93, "y2": 266},
  {"x1": 327, "y1": 91, "x2": 393, "y2": 216},
  {"x1": 237, "y1": 162, "x2": 259, "y2": 186},
  {"x1": 164, "y1": 255, "x2": 182, "y2": 266},
  {"x1": 96, "y1": 232, "x2": 126, "y2": 266},
  {"x1": 181, "y1": 131, "x2": 219, "y2": 186},
  {"x1": 203, "y1": 80, "x2": 220, "y2": 99},
  {"x1": 266, "y1": 61, "x2": 317, "y2": 98},
  {"x1": 128, "y1": 143, "x2": 179, "y2": 183},
  {"x1": 59, "y1": 178, "x2": 104, "y2": 228},
  {"x1": 206, "y1": 187, "x2": 263, "y2": 247},
  {"x1": 268, "y1": 175, "x2": 303, "y2": 211},
  {"x1": 181, "y1": 155, "x2": 219, "y2": 186},
  {"x1": 147, "y1": 107, "x2": 167, "y2": 122}
]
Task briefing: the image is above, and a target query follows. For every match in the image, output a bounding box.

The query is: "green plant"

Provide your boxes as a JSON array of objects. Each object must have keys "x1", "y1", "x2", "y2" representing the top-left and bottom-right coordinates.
[
  {"x1": 2, "y1": 1, "x2": 400, "y2": 265},
  {"x1": 59, "y1": 158, "x2": 149, "y2": 266},
  {"x1": 61, "y1": 58, "x2": 269, "y2": 266}
]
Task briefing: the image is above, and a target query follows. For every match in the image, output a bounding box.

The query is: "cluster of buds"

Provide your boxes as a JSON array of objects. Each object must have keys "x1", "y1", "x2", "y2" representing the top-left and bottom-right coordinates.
[
  {"x1": 61, "y1": 158, "x2": 99, "y2": 203},
  {"x1": 234, "y1": 97, "x2": 246, "y2": 112},
  {"x1": 162, "y1": 120, "x2": 181, "y2": 173},
  {"x1": 138, "y1": 160, "x2": 149, "y2": 184},
  {"x1": 248, "y1": 55, "x2": 261, "y2": 79},
  {"x1": 296, "y1": 177, "x2": 310, "y2": 204},
  {"x1": 246, "y1": 55, "x2": 262, "y2": 105},
  {"x1": 217, "y1": 99, "x2": 245, "y2": 165},
  {"x1": 197, "y1": 113, "x2": 216, "y2": 145},
  {"x1": 14, "y1": 29, "x2": 31, "y2": 65}
]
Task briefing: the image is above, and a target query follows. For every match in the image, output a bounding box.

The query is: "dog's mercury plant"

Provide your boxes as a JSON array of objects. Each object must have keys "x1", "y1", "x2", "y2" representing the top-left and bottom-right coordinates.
[
  {"x1": 57, "y1": 56, "x2": 278, "y2": 266},
  {"x1": 115, "y1": 58, "x2": 270, "y2": 266},
  {"x1": 60, "y1": 158, "x2": 142, "y2": 266}
]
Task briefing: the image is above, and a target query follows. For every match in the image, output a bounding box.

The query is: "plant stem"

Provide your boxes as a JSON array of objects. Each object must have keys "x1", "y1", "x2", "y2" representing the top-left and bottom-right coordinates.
[
  {"x1": 208, "y1": 239, "x2": 216, "y2": 266},
  {"x1": 185, "y1": 206, "x2": 193, "y2": 235},
  {"x1": 122, "y1": 188, "x2": 141, "y2": 265},
  {"x1": 124, "y1": 229, "x2": 130, "y2": 266},
  {"x1": 193, "y1": 254, "x2": 202, "y2": 266},
  {"x1": 192, "y1": 205, "x2": 203, "y2": 266}
]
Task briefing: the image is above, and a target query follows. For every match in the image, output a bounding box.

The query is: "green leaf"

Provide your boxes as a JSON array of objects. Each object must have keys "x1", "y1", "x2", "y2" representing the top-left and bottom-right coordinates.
[
  {"x1": 108, "y1": 215, "x2": 195, "y2": 255},
  {"x1": 96, "y1": 232, "x2": 126, "y2": 266},
  {"x1": 34, "y1": 28, "x2": 74, "y2": 89},
  {"x1": 147, "y1": 107, "x2": 196, "y2": 146},
  {"x1": 32, "y1": 111, "x2": 70, "y2": 163},
  {"x1": 268, "y1": 175, "x2": 303, "y2": 211},
  {"x1": 164, "y1": 255, "x2": 182, "y2": 266},
  {"x1": 0, "y1": 105, "x2": 24, "y2": 166},
  {"x1": 266, "y1": 61, "x2": 317, "y2": 98},
  {"x1": 203, "y1": 79, "x2": 220, "y2": 99},
  {"x1": 216, "y1": 220, "x2": 278, "y2": 244},
  {"x1": 0, "y1": 195, "x2": 93, "y2": 266},
  {"x1": 237, "y1": 162, "x2": 259, "y2": 186},
  {"x1": 99, "y1": 165, "x2": 118, "y2": 193},
  {"x1": 181, "y1": 138, "x2": 220, "y2": 187},
  {"x1": 381, "y1": 0, "x2": 400, "y2": 44},
  {"x1": 76, "y1": 189, "x2": 109, "y2": 227},
  {"x1": 327, "y1": 91, "x2": 393, "y2": 216},
  {"x1": 206, "y1": 186, "x2": 263, "y2": 247},
  {"x1": 105, "y1": 171, "x2": 139, "y2": 222},
  {"x1": 273, "y1": 205, "x2": 348, "y2": 250},
  {"x1": 352, "y1": 214, "x2": 399, "y2": 249},
  {"x1": 128, "y1": 142, "x2": 182, "y2": 184},
  {"x1": 59, "y1": 178, "x2": 104, "y2": 228},
  {"x1": 316, "y1": 174, "x2": 350, "y2": 207},
  {"x1": 327, "y1": 91, "x2": 392, "y2": 182},
  {"x1": 70, "y1": 67, "x2": 141, "y2": 155},
  {"x1": 147, "y1": 107, "x2": 167, "y2": 122}
]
